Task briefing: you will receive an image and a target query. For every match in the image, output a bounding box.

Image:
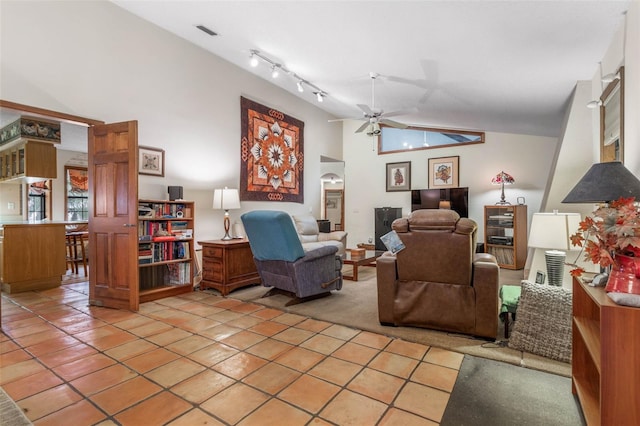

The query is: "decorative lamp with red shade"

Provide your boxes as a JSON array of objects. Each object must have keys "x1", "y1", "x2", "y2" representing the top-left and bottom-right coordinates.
[{"x1": 491, "y1": 171, "x2": 515, "y2": 205}]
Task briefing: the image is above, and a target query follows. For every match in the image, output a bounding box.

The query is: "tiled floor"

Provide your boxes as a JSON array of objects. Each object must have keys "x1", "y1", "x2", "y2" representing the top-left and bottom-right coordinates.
[{"x1": 1, "y1": 280, "x2": 464, "y2": 425}]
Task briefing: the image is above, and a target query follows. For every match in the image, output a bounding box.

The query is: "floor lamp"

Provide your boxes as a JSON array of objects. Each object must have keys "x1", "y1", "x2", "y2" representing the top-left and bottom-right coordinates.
[{"x1": 528, "y1": 212, "x2": 581, "y2": 286}]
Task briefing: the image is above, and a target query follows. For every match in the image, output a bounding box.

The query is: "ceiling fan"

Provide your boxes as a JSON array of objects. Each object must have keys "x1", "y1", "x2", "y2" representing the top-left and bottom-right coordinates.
[{"x1": 330, "y1": 72, "x2": 409, "y2": 136}]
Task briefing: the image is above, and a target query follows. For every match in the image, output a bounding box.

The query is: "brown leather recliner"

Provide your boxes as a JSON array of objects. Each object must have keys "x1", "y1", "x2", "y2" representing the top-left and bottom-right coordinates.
[{"x1": 376, "y1": 209, "x2": 500, "y2": 339}]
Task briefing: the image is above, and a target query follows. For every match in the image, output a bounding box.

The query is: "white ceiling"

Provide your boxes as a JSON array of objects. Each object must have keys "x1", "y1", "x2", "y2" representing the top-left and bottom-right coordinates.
[{"x1": 9, "y1": 1, "x2": 633, "y2": 142}]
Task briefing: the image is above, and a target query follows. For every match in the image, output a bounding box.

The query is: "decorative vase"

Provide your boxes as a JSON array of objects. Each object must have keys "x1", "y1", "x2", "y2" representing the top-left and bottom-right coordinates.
[{"x1": 605, "y1": 253, "x2": 640, "y2": 295}]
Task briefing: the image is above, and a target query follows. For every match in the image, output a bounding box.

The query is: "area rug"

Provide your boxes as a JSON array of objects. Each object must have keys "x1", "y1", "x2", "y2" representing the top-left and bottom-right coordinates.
[
  {"x1": 226, "y1": 266, "x2": 571, "y2": 377},
  {"x1": 0, "y1": 387, "x2": 32, "y2": 426},
  {"x1": 440, "y1": 355, "x2": 584, "y2": 425}
]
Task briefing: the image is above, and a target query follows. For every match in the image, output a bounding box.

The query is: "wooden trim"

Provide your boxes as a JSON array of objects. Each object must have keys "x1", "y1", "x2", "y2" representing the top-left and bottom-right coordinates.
[
  {"x1": 0, "y1": 100, "x2": 105, "y2": 127},
  {"x1": 599, "y1": 66, "x2": 624, "y2": 163}
]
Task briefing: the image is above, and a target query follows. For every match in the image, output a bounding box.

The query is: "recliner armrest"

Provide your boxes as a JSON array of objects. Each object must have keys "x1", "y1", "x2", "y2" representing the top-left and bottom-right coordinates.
[
  {"x1": 297, "y1": 245, "x2": 339, "y2": 262},
  {"x1": 376, "y1": 253, "x2": 398, "y2": 325},
  {"x1": 472, "y1": 254, "x2": 500, "y2": 338}
]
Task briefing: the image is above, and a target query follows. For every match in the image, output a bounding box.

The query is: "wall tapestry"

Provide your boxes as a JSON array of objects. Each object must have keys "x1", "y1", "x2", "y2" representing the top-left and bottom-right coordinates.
[{"x1": 240, "y1": 96, "x2": 304, "y2": 203}]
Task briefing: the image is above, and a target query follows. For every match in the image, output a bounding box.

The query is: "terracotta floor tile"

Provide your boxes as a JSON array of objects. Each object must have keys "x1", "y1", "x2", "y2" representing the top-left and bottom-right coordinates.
[
  {"x1": 198, "y1": 323, "x2": 243, "y2": 340},
  {"x1": 25, "y1": 335, "x2": 81, "y2": 357},
  {"x1": 32, "y1": 398, "x2": 106, "y2": 426},
  {"x1": 174, "y1": 302, "x2": 222, "y2": 317},
  {"x1": 300, "y1": 334, "x2": 345, "y2": 355},
  {"x1": 123, "y1": 348, "x2": 180, "y2": 373},
  {"x1": 104, "y1": 339, "x2": 158, "y2": 361},
  {"x1": 229, "y1": 302, "x2": 263, "y2": 314},
  {"x1": 369, "y1": 351, "x2": 420, "y2": 379},
  {"x1": 187, "y1": 341, "x2": 239, "y2": 366},
  {"x1": 0, "y1": 339, "x2": 20, "y2": 354},
  {"x1": 180, "y1": 317, "x2": 221, "y2": 333},
  {"x1": 154, "y1": 297, "x2": 192, "y2": 308},
  {"x1": 251, "y1": 307, "x2": 284, "y2": 320},
  {"x1": 2, "y1": 316, "x2": 46, "y2": 331},
  {"x1": 90, "y1": 376, "x2": 162, "y2": 415},
  {"x1": 332, "y1": 342, "x2": 380, "y2": 365},
  {"x1": 212, "y1": 352, "x2": 268, "y2": 380},
  {"x1": 146, "y1": 357, "x2": 206, "y2": 387},
  {"x1": 410, "y1": 362, "x2": 459, "y2": 392},
  {"x1": 206, "y1": 309, "x2": 245, "y2": 323},
  {"x1": 386, "y1": 339, "x2": 430, "y2": 360},
  {"x1": 112, "y1": 314, "x2": 154, "y2": 330},
  {"x1": 225, "y1": 314, "x2": 264, "y2": 330},
  {"x1": 165, "y1": 334, "x2": 215, "y2": 355},
  {"x1": 246, "y1": 338, "x2": 294, "y2": 360},
  {"x1": 200, "y1": 383, "x2": 269, "y2": 425},
  {"x1": 424, "y1": 347, "x2": 464, "y2": 370},
  {"x1": 58, "y1": 318, "x2": 108, "y2": 334},
  {"x1": 114, "y1": 391, "x2": 192, "y2": 426},
  {"x1": 89, "y1": 307, "x2": 139, "y2": 323},
  {"x1": 394, "y1": 381, "x2": 450, "y2": 422},
  {"x1": 278, "y1": 374, "x2": 340, "y2": 414},
  {"x1": 145, "y1": 328, "x2": 192, "y2": 346},
  {"x1": 87, "y1": 330, "x2": 139, "y2": 351},
  {"x1": 0, "y1": 359, "x2": 47, "y2": 385},
  {"x1": 211, "y1": 298, "x2": 244, "y2": 309},
  {"x1": 308, "y1": 357, "x2": 362, "y2": 386},
  {"x1": 271, "y1": 312, "x2": 306, "y2": 326},
  {"x1": 166, "y1": 408, "x2": 225, "y2": 426},
  {"x1": 15, "y1": 329, "x2": 68, "y2": 348},
  {"x1": 52, "y1": 352, "x2": 116, "y2": 381},
  {"x1": 127, "y1": 320, "x2": 174, "y2": 337},
  {"x1": 137, "y1": 301, "x2": 165, "y2": 313},
  {"x1": 243, "y1": 362, "x2": 300, "y2": 394},
  {"x1": 378, "y1": 407, "x2": 439, "y2": 426},
  {"x1": 5, "y1": 321, "x2": 56, "y2": 339},
  {"x1": 347, "y1": 367, "x2": 405, "y2": 404},
  {"x1": 295, "y1": 318, "x2": 332, "y2": 333},
  {"x1": 170, "y1": 369, "x2": 234, "y2": 403},
  {"x1": 272, "y1": 326, "x2": 314, "y2": 345},
  {"x1": 220, "y1": 330, "x2": 267, "y2": 350},
  {"x1": 248, "y1": 320, "x2": 289, "y2": 337},
  {"x1": 70, "y1": 363, "x2": 138, "y2": 396},
  {"x1": 275, "y1": 346, "x2": 325, "y2": 372},
  {"x1": 351, "y1": 331, "x2": 392, "y2": 349},
  {"x1": 319, "y1": 389, "x2": 387, "y2": 425},
  {"x1": 320, "y1": 324, "x2": 360, "y2": 341},
  {"x1": 238, "y1": 398, "x2": 312, "y2": 426},
  {"x1": 37, "y1": 343, "x2": 98, "y2": 368},
  {"x1": 2, "y1": 369, "x2": 64, "y2": 401},
  {"x1": 0, "y1": 348, "x2": 32, "y2": 366},
  {"x1": 18, "y1": 384, "x2": 83, "y2": 421},
  {"x1": 49, "y1": 312, "x2": 92, "y2": 327}
]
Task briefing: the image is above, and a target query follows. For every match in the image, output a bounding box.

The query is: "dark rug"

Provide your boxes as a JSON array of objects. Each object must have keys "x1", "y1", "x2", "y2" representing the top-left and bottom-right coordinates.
[{"x1": 441, "y1": 355, "x2": 585, "y2": 426}]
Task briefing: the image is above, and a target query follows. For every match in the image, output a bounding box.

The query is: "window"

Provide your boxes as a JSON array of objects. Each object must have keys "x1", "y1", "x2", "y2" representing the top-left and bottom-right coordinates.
[
  {"x1": 378, "y1": 125, "x2": 484, "y2": 154},
  {"x1": 27, "y1": 180, "x2": 50, "y2": 221},
  {"x1": 65, "y1": 166, "x2": 88, "y2": 221}
]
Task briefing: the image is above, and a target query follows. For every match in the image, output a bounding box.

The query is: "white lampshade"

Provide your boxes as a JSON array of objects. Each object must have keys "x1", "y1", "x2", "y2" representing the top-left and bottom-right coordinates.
[
  {"x1": 528, "y1": 212, "x2": 581, "y2": 250},
  {"x1": 213, "y1": 188, "x2": 241, "y2": 210}
]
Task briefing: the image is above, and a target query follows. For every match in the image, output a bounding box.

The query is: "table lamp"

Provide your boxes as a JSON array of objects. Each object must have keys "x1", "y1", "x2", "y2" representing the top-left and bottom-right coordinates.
[
  {"x1": 528, "y1": 211, "x2": 581, "y2": 286},
  {"x1": 491, "y1": 171, "x2": 515, "y2": 205},
  {"x1": 562, "y1": 161, "x2": 640, "y2": 203},
  {"x1": 213, "y1": 187, "x2": 241, "y2": 240}
]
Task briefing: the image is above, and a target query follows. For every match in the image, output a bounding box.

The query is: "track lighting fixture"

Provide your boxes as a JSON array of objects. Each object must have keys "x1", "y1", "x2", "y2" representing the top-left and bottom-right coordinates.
[
  {"x1": 248, "y1": 49, "x2": 327, "y2": 102},
  {"x1": 587, "y1": 100, "x2": 602, "y2": 109},
  {"x1": 602, "y1": 72, "x2": 620, "y2": 83}
]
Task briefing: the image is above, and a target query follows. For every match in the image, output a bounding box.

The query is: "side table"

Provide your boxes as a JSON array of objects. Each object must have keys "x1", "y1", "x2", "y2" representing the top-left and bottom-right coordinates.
[
  {"x1": 499, "y1": 285, "x2": 521, "y2": 338},
  {"x1": 198, "y1": 239, "x2": 261, "y2": 296}
]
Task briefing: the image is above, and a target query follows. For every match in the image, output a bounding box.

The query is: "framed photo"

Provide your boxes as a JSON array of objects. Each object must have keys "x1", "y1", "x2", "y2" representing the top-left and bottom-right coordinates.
[
  {"x1": 535, "y1": 270, "x2": 546, "y2": 284},
  {"x1": 386, "y1": 161, "x2": 411, "y2": 192},
  {"x1": 428, "y1": 155, "x2": 459, "y2": 188},
  {"x1": 138, "y1": 146, "x2": 165, "y2": 177}
]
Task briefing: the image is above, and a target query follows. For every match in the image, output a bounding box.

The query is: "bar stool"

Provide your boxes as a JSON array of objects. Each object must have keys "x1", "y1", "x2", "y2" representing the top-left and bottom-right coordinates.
[{"x1": 65, "y1": 231, "x2": 88, "y2": 276}]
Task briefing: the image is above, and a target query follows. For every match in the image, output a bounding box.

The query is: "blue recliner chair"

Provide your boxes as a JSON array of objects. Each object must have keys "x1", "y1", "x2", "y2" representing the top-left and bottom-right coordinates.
[{"x1": 241, "y1": 210, "x2": 343, "y2": 306}]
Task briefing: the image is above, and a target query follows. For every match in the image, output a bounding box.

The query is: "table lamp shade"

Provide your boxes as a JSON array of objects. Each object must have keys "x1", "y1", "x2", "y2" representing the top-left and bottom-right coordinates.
[
  {"x1": 213, "y1": 188, "x2": 241, "y2": 240},
  {"x1": 562, "y1": 162, "x2": 640, "y2": 203},
  {"x1": 491, "y1": 171, "x2": 515, "y2": 205},
  {"x1": 528, "y1": 212, "x2": 581, "y2": 286}
]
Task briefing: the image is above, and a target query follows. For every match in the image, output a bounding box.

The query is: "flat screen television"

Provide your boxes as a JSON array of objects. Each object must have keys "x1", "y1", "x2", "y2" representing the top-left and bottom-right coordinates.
[{"x1": 411, "y1": 187, "x2": 469, "y2": 218}]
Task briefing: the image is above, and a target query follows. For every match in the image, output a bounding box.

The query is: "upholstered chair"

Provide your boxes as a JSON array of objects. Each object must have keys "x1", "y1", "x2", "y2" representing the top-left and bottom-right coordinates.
[
  {"x1": 241, "y1": 210, "x2": 343, "y2": 306},
  {"x1": 376, "y1": 209, "x2": 500, "y2": 339}
]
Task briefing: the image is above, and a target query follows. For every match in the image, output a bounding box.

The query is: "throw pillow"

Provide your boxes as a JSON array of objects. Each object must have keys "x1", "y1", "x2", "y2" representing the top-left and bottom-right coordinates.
[{"x1": 508, "y1": 280, "x2": 572, "y2": 363}]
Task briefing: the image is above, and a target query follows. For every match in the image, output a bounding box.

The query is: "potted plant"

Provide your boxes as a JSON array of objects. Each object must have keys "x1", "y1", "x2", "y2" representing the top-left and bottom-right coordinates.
[{"x1": 569, "y1": 196, "x2": 640, "y2": 297}]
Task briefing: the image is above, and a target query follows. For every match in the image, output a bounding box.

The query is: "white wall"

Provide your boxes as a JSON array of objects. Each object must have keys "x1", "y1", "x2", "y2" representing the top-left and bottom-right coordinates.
[
  {"x1": 343, "y1": 120, "x2": 558, "y2": 246},
  {"x1": 0, "y1": 1, "x2": 342, "y2": 240}
]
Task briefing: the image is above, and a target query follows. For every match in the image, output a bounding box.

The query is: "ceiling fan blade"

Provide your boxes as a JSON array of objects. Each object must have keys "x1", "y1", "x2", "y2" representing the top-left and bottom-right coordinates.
[
  {"x1": 380, "y1": 118, "x2": 408, "y2": 129},
  {"x1": 381, "y1": 107, "x2": 418, "y2": 118},
  {"x1": 356, "y1": 104, "x2": 374, "y2": 116},
  {"x1": 355, "y1": 121, "x2": 371, "y2": 133},
  {"x1": 328, "y1": 118, "x2": 351, "y2": 123}
]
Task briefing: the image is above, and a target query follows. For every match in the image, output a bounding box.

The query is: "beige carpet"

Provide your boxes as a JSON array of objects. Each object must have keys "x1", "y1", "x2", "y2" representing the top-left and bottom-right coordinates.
[
  {"x1": 226, "y1": 266, "x2": 571, "y2": 377},
  {"x1": 0, "y1": 387, "x2": 32, "y2": 426}
]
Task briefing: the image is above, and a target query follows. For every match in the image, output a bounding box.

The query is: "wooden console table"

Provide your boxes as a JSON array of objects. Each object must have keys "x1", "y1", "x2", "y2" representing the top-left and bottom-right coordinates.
[{"x1": 198, "y1": 239, "x2": 261, "y2": 296}]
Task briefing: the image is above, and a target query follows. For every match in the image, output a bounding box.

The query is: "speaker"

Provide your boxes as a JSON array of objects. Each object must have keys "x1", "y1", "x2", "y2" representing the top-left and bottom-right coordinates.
[{"x1": 168, "y1": 186, "x2": 183, "y2": 201}]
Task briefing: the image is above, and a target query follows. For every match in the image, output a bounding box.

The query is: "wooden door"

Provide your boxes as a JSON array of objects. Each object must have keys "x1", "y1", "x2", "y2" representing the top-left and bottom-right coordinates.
[{"x1": 88, "y1": 121, "x2": 139, "y2": 310}]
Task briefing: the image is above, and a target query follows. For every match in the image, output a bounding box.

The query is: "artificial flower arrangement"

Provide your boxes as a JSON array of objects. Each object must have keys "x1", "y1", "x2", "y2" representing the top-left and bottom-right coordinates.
[{"x1": 568, "y1": 196, "x2": 640, "y2": 278}]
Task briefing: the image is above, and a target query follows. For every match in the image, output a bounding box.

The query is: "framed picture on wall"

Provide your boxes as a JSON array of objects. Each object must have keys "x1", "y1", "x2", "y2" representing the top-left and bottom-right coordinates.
[
  {"x1": 138, "y1": 146, "x2": 165, "y2": 177},
  {"x1": 386, "y1": 161, "x2": 411, "y2": 192},
  {"x1": 428, "y1": 156, "x2": 459, "y2": 188}
]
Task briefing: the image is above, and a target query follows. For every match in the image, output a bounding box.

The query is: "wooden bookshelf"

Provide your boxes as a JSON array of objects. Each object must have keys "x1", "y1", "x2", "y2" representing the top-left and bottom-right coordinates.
[
  {"x1": 137, "y1": 199, "x2": 195, "y2": 302},
  {"x1": 484, "y1": 205, "x2": 527, "y2": 269},
  {"x1": 572, "y1": 277, "x2": 640, "y2": 425}
]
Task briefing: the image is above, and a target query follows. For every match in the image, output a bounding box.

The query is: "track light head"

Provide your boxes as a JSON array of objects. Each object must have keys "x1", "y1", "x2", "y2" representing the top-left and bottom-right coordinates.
[
  {"x1": 315, "y1": 92, "x2": 324, "y2": 102},
  {"x1": 296, "y1": 80, "x2": 304, "y2": 93},
  {"x1": 602, "y1": 72, "x2": 620, "y2": 83},
  {"x1": 586, "y1": 100, "x2": 602, "y2": 109},
  {"x1": 249, "y1": 50, "x2": 259, "y2": 67},
  {"x1": 271, "y1": 65, "x2": 279, "y2": 78}
]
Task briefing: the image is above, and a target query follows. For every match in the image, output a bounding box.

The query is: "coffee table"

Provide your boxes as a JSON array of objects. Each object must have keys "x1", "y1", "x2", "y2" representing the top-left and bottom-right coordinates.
[{"x1": 343, "y1": 249, "x2": 384, "y2": 281}]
